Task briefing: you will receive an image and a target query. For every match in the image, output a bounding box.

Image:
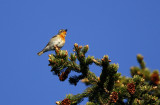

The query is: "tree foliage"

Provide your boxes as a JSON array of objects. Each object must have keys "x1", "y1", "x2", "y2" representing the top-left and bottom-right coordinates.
[{"x1": 47, "y1": 44, "x2": 160, "y2": 105}]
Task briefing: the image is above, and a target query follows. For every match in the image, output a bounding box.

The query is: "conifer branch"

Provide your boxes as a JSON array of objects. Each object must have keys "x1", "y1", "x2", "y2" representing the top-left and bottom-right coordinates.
[{"x1": 46, "y1": 44, "x2": 160, "y2": 105}]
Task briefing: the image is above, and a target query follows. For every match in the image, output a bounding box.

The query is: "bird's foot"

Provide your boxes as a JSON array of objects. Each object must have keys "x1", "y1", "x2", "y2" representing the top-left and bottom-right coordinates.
[{"x1": 54, "y1": 45, "x2": 60, "y2": 54}]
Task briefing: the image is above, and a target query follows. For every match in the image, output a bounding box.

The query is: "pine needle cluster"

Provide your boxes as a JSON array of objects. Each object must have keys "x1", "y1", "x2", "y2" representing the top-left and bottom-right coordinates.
[{"x1": 47, "y1": 44, "x2": 160, "y2": 105}]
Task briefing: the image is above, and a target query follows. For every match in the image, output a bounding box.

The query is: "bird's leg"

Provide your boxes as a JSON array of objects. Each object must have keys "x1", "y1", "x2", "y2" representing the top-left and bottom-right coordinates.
[
  {"x1": 54, "y1": 45, "x2": 59, "y2": 54},
  {"x1": 54, "y1": 45, "x2": 58, "y2": 49}
]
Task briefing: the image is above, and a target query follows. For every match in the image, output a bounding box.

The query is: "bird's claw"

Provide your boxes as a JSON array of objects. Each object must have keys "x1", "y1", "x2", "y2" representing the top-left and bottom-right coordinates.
[{"x1": 54, "y1": 45, "x2": 60, "y2": 54}]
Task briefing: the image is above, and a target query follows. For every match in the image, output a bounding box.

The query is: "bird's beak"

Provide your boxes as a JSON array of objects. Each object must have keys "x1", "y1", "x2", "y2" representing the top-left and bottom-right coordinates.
[{"x1": 65, "y1": 29, "x2": 67, "y2": 32}]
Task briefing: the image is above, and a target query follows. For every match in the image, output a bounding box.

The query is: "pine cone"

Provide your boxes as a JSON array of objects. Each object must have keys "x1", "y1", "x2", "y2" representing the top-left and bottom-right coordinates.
[
  {"x1": 109, "y1": 92, "x2": 118, "y2": 103},
  {"x1": 65, "y1": 68, "x2": 71, "y2": 74},
  {"x1": 59, "y1": 68, "x2": 71, "y2": 81},
  {"x1": 151, "y1": 72, "x2": 159, "y2": 85},
  {"x1": 61, "y1": 98, "x2": 71, "y2": 105},
  {"x1": 127, "y1": 82, "x2": 135, "y2": 94},
  {"x1": 59, "y1": 72, "x2": 67, "y2": 81}
]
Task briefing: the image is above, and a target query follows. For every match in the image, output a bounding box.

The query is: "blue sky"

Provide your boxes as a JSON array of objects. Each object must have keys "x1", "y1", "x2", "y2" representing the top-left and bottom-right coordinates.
[{"x1": 0, "y1": 0, "x2": 160, "y2": 105}]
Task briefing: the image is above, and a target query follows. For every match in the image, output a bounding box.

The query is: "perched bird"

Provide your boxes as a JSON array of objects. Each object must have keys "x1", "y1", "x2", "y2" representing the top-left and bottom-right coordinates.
[{"x1": 37, "y1": 29, "x2": 67, "y2": 56}]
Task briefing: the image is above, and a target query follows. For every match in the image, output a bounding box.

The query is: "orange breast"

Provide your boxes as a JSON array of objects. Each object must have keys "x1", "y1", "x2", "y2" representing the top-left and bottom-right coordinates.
[{"x1": 59, "y1": 35, "x2": 65, "y2": 42}]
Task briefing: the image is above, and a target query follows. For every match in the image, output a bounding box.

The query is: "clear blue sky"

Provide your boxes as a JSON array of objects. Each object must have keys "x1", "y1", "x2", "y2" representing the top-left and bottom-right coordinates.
[{"x1": 0, "y1": 0, "x2": 160, "y2": 105}]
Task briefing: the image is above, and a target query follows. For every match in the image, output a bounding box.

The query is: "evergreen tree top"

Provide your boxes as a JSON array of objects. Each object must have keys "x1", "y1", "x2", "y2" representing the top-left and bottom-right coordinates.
[{"x1": 47, "y1": 44, "x2": 160, "y2": 105}]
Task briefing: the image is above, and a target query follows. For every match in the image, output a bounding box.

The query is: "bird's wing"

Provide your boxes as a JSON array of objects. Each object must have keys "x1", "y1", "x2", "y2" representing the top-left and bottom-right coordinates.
[
  {"x1": 45, "y1": 35, "x2": 58, "y2": 47},
  {"x1": 52, "y1": 35, "x2": 58, "y2": 39}
]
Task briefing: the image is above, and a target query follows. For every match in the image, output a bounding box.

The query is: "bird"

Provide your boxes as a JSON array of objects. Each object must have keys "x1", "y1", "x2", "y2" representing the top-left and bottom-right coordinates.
[{"x1": 37, "y1": 29, "x2": 67, "y2": 56}]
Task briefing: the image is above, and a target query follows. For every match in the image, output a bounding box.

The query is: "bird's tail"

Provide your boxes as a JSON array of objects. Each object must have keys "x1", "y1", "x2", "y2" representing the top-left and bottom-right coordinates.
[{"x1": 37, "y1": 50, "x2": 44, "y2": 56}]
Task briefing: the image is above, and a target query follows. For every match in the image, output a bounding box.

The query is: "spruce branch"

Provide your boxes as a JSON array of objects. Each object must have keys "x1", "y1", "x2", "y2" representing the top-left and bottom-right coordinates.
[{"x1": 45, "y1": 44, "x2": 160, "y2": 105}]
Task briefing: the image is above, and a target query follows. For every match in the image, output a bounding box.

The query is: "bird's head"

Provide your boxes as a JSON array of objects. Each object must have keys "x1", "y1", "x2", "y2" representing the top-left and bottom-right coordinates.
[{"x1": 58, "y1": 29, "x2": 67, "y2": 37}]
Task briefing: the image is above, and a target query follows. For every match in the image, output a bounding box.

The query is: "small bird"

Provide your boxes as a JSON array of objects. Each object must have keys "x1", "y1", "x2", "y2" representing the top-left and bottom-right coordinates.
[{"x1": 37, "y1": 29, "x2": 67, "y2": 56}]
